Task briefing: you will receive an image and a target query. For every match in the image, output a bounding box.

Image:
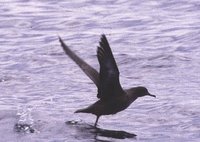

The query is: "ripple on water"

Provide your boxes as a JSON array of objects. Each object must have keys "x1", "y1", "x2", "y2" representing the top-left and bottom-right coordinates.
[{"x1": 0, "y1": 0, "x2": 200, "y2": 142}]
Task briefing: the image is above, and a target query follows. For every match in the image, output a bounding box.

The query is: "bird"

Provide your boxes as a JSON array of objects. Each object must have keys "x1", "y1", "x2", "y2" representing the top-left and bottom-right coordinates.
[{"x1": 59, "y1": 34, "x2": 156, "y2": 127}]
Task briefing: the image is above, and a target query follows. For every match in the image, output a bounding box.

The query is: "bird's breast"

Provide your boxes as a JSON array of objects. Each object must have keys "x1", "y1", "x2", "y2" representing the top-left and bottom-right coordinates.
[{"x1": 99, "y1": 97, "x2": 130, "y2": 115}]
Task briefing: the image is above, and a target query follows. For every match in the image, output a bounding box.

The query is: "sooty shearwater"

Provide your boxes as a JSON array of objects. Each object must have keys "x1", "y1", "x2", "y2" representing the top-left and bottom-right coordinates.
[{"x1": 59, "y1": 34, "x2": 156, "y2": 127}]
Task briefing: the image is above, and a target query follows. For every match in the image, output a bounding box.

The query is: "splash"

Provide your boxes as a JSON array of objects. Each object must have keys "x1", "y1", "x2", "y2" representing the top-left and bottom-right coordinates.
[{"x1": 15, "y1": 105, "x2": 37, "y2": 133}]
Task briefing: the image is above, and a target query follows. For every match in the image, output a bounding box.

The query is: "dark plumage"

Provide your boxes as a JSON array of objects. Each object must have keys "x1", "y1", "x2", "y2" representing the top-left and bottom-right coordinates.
[{"x1": 59, "y1": 34, "x2": 156, "y2": 127}]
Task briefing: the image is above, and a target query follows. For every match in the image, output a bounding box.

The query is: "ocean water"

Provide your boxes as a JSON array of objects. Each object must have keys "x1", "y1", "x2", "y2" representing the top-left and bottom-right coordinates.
[{"x1": 0, "y1": 0, "x2": 200, "y2": 141}]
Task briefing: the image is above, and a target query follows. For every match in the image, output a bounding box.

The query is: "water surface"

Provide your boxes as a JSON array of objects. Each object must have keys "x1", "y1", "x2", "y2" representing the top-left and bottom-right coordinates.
[{"x1": 0, "y1": 0, "x2": 200, "y2": 141}]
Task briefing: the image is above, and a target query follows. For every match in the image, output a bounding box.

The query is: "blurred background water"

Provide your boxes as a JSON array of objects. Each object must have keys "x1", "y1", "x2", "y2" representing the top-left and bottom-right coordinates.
[{"x1": 0, "y1": 0, "x2": 200, "y2": 141}]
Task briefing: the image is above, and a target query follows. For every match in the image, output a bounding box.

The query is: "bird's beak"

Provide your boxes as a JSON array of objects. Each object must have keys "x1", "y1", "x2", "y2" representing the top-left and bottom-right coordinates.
[{"x1": 148, "y1": 93, "x2": 156, "y2": 98}]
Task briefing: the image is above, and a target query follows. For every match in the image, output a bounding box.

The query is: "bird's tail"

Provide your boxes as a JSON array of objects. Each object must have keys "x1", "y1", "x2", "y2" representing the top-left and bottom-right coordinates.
[{"x1": 74, "y1": 108, "x2": 90, "y2": 113}]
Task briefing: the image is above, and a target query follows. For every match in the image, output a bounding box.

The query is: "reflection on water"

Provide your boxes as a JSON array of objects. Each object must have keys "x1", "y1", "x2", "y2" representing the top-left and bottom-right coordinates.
[
  {"x1": 66, "y1": 120, "x2": 136, "y2": 140},
  {"x1": 0, "y1": 0, "x2": 200, "y2": 141}
]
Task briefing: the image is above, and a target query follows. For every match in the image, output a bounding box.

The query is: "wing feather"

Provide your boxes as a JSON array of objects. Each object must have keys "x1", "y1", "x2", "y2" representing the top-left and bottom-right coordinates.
[{"x1": 59, "y1": 37, "x2": 99, "y2": 87}]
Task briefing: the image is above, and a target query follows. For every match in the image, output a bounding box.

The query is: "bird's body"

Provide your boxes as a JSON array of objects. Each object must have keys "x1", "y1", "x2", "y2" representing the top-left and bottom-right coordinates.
[
  {"x1": 59, "y1": 34, "x2": 155, "y2": 127},
  {"x1": 75, "y1": 92, "x2": 130, "y2": 116}
]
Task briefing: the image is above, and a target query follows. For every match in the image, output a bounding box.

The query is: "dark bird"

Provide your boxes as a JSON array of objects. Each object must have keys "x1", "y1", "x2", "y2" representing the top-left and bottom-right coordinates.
[{"x1": 59, "y1": 34, "x2": 156, "y2": 127}]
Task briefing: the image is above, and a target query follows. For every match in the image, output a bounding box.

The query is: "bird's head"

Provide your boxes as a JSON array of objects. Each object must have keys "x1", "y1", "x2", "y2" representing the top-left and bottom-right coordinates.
[{"x1": 133, "y1": 86, "x2": 156, "y2": 98}]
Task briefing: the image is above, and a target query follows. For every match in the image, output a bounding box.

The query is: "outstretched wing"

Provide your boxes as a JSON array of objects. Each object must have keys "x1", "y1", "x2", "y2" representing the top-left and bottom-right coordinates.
[
  {"x1": 59, "y1": 37, "x2": 99, "y2": 87},
  {"x1": 97, "y1": 34, "x2": 123, "y2": 100}
]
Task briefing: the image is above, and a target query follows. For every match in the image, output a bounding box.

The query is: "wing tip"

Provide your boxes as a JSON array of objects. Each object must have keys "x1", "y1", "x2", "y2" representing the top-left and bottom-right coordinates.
[
  {"x1": 99, "y1": 34, "x2": 109, "y2": 48},
  {"x1": 58, "y1": 36, "x2": 63, "y2": 44},
  {"x1": 100, "y1": 34, "x2": 107, "y2": 42},
  {"x1": 58, "y1": 36, "x2": 69, "y2": 53},
  {"x1": 58, "y1": 36, "x2": 65, "y2": 47},
  {"x1": 101, "y1": 33, "x2": 106, "y2": 38}
]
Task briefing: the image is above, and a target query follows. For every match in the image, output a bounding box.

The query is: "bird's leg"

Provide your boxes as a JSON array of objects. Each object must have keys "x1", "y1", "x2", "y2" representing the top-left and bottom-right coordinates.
[{"x1": 94, "y1": 116, "x2": 100, "y2": 127}]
